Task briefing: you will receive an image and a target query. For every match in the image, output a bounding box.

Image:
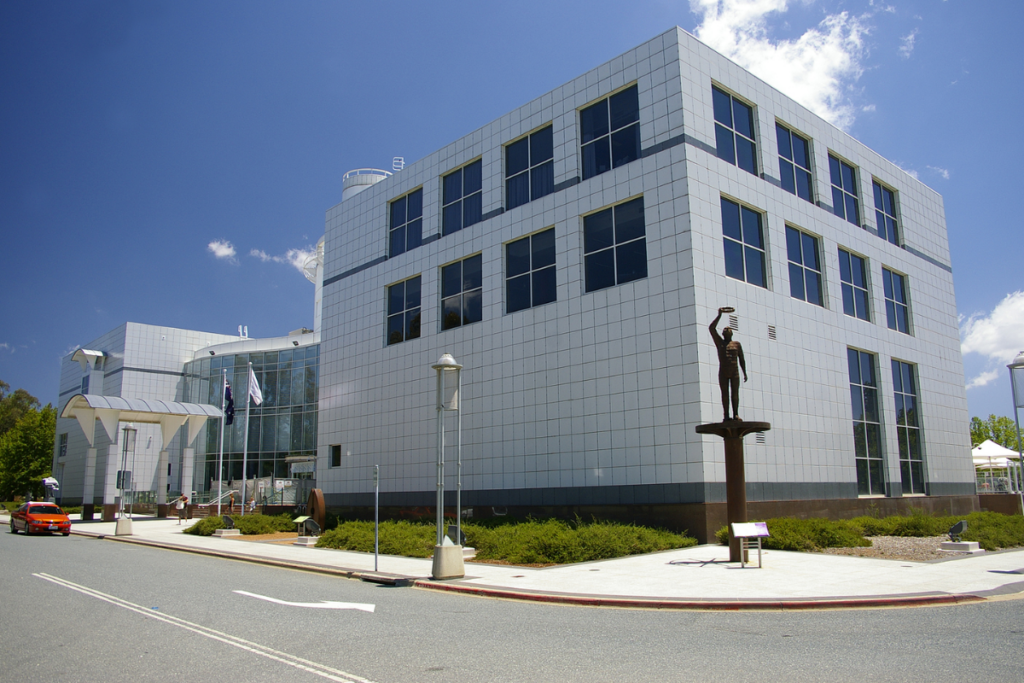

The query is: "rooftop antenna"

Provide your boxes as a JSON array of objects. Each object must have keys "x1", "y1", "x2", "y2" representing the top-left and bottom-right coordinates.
[{"x1": 392, "y1": 156, "x2": 405, "y2": 172}]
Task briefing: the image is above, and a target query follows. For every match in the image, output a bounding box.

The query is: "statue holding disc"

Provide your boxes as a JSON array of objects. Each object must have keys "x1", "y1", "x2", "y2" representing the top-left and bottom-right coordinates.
[{"x1": 710, "y1": 307, "x2": 747, "y2": 422}]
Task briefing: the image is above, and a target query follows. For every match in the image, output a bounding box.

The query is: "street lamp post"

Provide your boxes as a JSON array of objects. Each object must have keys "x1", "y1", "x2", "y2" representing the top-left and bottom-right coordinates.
[
  {"x1": 115, "y1": 424, "x2": 136, "y2": 536},
  {"x1": 1008, "y1": 351, "x2": 1024, "y2": 514},
  {"x1": 431, "y1": 353, "x2": 465, "y2": 580}
]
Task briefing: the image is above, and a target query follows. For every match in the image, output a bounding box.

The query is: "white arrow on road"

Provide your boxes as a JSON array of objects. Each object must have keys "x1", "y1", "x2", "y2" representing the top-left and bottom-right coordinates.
[{"x1": 234, "y1": 590, "x2": 375, "y2": 612}]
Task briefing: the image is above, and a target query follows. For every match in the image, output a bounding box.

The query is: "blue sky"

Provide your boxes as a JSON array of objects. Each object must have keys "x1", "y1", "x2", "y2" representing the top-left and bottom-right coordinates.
[{"x1": 1, "y1": 0, "x2": 1021, "y2": 425}]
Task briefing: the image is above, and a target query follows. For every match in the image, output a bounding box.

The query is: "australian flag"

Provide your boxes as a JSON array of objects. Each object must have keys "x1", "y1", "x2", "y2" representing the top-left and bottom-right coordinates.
[{"x1": 225, "y1": 385, "x2": 235, "y2": 425}]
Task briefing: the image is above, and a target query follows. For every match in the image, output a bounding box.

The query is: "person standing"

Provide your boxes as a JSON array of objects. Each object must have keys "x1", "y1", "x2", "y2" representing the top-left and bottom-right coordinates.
[{"x1": 176, "y1": 495, "x2": 188, "y2": 524}]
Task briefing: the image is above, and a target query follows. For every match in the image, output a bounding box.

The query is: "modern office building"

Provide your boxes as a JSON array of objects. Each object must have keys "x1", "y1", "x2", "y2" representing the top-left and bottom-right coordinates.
[
  {"x1": 315, "y1": 27, "x2": 974, "y2": 540},
  {"x1": 54, "y1": 27, "x2": 975, "y2": 538}
]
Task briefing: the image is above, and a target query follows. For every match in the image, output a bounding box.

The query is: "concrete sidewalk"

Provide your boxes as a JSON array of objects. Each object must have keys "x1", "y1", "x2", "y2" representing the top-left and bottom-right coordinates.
[{"x1": 8, "y1": 512, "x2": 1024, "y2": 610}]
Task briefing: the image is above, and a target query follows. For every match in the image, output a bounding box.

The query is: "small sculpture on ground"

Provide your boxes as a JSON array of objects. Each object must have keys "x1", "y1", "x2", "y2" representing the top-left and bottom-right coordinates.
[{"x1": 710, "y1": 307, "x2": 747, "y2": 422}]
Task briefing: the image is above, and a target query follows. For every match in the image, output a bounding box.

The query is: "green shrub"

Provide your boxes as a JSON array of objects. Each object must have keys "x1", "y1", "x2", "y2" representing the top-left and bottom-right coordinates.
[
  {"x1": 715, "y1": 526, "x2": 729, "y2": 545},
  {"x1": 233, "y1": 513, "x2": 295, "y2": 535},
  {"x1": 183, "y1": 517, "x2": 225, "y2": 536},
  {"x1": 962, "y1": 511, "x2": 1024, "y2": 551},
  {"x1": 713, "y1": 518, "x2": 871, "y2": 552},
  {"x1": 466, "y1": 517, "x2": 696, "y2": 565},
  {"x1": 317, "y1": 520, "x2": 436, "y2": 557}
]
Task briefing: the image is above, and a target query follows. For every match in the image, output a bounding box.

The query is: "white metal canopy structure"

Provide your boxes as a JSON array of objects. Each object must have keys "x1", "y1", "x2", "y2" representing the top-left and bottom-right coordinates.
[{"x1": 60, "y1": 394, "x2": 222, "y2": 450}]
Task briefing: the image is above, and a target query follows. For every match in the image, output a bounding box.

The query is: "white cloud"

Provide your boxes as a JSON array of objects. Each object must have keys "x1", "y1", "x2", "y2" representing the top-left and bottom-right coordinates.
[
  {"x1": 0, "y1": 342, "x2": 12, "y2": 354},
  {"x1": 966, "y1": 370, "x2": 1000, "y2": 390},
  {"x1": 208, "y1": 240, "x2": 237, "y2": 260},
  {"x1": 690, "y1": 0, "x2": 870, "y2": 130},
  {"x1": 892, "y1": 161, "x2": 918, "y2": 179},
  {"x1": 961, "y1": 291, "x2": 1024, "y2": 390},
  {"x1": 927, "y1": 165, "x2": 950, "y2": 180},
  {"x1": 249, "y1": 246, "x2": 315, "y2": 274},
  {"x1": 898, "y1": 29, "x2": 917, "y2": 59}
]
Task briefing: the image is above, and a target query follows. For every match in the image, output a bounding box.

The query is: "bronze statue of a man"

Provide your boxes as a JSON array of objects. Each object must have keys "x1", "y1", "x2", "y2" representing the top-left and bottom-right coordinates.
[{"x1": 710, "y1": 307, "x2": 747, "y2": 422}]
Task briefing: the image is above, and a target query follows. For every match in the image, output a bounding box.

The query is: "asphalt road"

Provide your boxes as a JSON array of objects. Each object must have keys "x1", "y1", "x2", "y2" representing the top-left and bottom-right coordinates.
[{"x1": 1, "y1": 529, "x2": 1022, "y2": 682}]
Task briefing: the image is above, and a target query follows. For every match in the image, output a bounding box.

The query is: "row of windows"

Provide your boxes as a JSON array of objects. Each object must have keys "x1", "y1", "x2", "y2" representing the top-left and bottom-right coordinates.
[
  {"x1": 385, "y1": 197, "x2": 648, "y2": 345},
  {"x1": 711, "y1": 86, "x2": 902, "y2": 247},
  {"x1": 848, "y1": 349, "x2": 924, "y2": 496},
  {"x1": 722, "y1": 197, "x2": 912, "y2": 335},
  {"x1": 388, "y1": 85, "x2": 641, "y2": 259},
  {"x1": 386, "y1": 81, "x2": 904, "y2": 269}
]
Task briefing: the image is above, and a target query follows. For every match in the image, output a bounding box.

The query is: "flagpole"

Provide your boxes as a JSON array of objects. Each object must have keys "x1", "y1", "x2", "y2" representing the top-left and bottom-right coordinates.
[
  {"x1": 241, "y1": 362, "x2": 252, "y2": 516},
  {"x1": 217, "y1": 368, "x2": 226, "y2": 516}
]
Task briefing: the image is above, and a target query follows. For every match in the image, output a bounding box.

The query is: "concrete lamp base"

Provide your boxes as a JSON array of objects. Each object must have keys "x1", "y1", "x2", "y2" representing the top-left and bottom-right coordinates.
[
  {"x1": 432, "y1": 544, "x2": 466, "y2": 579},
  {"x1": 114, "y1": 518, "x2": 133, "y2": 536}
]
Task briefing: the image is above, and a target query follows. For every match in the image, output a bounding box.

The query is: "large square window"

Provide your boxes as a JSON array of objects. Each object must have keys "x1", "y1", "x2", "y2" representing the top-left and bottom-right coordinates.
[
  {"x1": 883, "y1": 268, "x2": 910, "y2": 334},
  {"x1": 389, "y1": 190, "x2": 423, "y2": 257},
  {"x1": 714, "y1": 87, "x2": 757, "y2": 175},
  {"x1": 839, "y1": 248, "x2": 870, "y2": 321},
  {"x1": 721, "y1": 197, "x2": 767, "y2": 288},
  {"x1": 777, "y1": 123, "x2": 813, "y2": 202},
  {"x1": 786, "y1": 226, "x2": 822, "y2": 306},
  {"x1": 892, "y1": 360, "x2": 924, "y2": 494},
  {"x1": 849, "y1": 348, "x2": 886, "y2": 496},
  {"x1": 442, "y1": 160, "x2": 482, "y2": 236},
  {"x1": 581, "y1": 85, "x2": 640, "y2": 181},
  {"x1": 386, "y1": 276, "x2": 421, "y2": 345},
  {"x1": 506, "y1": 228, "x2": 556, "y2": 313},
  {"x1": 873, "y1": 181, "x2": 899, "y2": 245},
  {"x1": 440, "y1": 254, "x2": 483, "y2": 330},
  {"x1": 829, "y1": 155, "x2": 860, "y2": 225},
  {"x1": 583, "y1": 197, "x2": 647, "y2": 292},
  {"x1": 506, "y1": 126, "x2": 554, "y2": 210}
]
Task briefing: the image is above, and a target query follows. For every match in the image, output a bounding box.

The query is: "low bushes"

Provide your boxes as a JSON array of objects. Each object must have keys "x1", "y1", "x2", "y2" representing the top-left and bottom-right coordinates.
[
  {"x1": 714, "y1": 511, "x2": 1024, "y2": 552},
  {"x1": 233, "y1": 513, "x2": 295, "y2": 535},
  {"x1": 316, "y1": 517, "x2": 698, "y2": 565},
  {"x1": 183, "y1": 516, "x2": 224, "y2": 536},
  {"x1": 182, "y1": 513, "x2": 295, "y2": 537},
  {"x1": 317, "y1": 520, "x2": 435, "y2": 557}
]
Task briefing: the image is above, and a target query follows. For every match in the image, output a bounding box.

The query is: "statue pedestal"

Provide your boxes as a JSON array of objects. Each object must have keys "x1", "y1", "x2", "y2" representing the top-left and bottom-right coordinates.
[{"x1": 696, "y1": 421, "x2": 771, "y2": 562}]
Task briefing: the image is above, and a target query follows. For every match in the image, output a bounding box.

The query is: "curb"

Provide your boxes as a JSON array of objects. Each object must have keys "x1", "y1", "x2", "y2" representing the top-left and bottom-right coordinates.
[
  {"x1": 66, "y1": 527, "x2": 990, "y2": 611},
  {"x1": 413, "y1": 580, "x2": 987, "y2": 611}
]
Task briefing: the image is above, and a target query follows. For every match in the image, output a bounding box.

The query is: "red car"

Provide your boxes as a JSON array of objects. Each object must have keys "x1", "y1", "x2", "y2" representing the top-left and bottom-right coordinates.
[{"x1": 10, "y1": 502, "x2": 72, "y2": 536}]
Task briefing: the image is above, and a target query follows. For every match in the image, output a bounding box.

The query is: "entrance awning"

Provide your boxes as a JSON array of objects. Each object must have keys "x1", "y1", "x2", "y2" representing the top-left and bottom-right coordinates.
[{"x1": 60, "y1": 394, "x2": 223, "y2": 450}]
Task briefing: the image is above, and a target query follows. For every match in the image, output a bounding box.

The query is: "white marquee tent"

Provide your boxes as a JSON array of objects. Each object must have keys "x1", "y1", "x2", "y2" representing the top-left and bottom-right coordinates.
[{"x1": 972, "y1": 439, "x2": 1021, "y2": 493}]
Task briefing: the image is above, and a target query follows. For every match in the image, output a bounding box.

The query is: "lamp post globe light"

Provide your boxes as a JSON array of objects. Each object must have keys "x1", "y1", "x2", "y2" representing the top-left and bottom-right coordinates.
[
  {"x1": 1008, "y1": 351, "x2": 1024, "y2": 513},
  {"x1": 431, "y1": 353, "x2": 465, "y2": 580}
]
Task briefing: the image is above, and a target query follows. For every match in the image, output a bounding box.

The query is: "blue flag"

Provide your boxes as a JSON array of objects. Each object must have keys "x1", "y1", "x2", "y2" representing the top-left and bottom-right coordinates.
[{"x1": 225, "y1": 385, "x2": 235, "y2": 425}]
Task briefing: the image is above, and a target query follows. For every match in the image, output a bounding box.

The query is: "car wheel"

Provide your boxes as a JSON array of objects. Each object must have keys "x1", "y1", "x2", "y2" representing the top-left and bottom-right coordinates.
[
  {"x1": 9, "y1": 520, "x2": 16, "y2": 534},
  {"x1": 22, "y1": 523, "x2": 29, "y2": 535}
]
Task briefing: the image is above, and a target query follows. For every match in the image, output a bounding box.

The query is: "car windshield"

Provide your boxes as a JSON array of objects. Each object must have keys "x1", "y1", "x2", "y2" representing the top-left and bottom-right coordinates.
[{"x1": 29, "y1": 506, "x2": 63, "y2": 515}]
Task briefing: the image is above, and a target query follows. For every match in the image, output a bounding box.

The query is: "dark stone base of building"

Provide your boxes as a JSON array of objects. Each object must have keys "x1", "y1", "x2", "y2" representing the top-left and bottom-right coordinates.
[{"x1": 325, "y1": 493, "x2": 1001, "y2": 544}]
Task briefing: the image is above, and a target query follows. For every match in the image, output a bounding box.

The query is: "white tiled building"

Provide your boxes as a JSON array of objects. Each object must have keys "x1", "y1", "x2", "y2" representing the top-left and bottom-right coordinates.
[
  {"x1": 316, "y1": 28, "x2": 974, "y2": 539},
  {"x1": 54, "y1": 323, "x2": 238, "y2": 516}
]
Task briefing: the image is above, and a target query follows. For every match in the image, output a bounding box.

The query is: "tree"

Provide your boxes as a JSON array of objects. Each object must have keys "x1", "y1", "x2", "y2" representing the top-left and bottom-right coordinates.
[
  {"x1": 0, "y1": 404, "x2": 56, "y2": 500},
  {"x1": 970, "y1": 414, "x2": 1021, "y2": 450},
  {"x1": 0, "y1": 380, "x2": 41, "y2": 436}
]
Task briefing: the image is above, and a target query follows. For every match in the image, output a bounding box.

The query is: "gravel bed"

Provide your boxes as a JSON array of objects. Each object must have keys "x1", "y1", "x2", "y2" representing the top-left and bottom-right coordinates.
[{"x1": 818, "y1": 535, "x2": 968, "y2": 562}]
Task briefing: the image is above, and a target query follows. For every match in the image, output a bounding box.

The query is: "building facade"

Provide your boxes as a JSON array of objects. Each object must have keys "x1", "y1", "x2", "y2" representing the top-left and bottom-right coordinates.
[{"x1": 316, "y1": 28, "x2": 974, "y2": 539}]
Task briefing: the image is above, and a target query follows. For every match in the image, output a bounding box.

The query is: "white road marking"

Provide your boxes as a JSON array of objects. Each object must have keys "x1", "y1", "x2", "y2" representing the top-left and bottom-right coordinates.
[
  {"x1": 33, "y1": 573, "x2": 378, "y2": 683},
  {"x1": 234, "y1": 590, "x2": 375, "y2": 612}
]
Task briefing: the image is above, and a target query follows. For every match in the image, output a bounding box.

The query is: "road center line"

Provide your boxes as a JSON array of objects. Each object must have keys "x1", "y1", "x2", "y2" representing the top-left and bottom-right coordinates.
[{"x1": 33, "y1": 573, "x2": 378, "y2": 683}]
